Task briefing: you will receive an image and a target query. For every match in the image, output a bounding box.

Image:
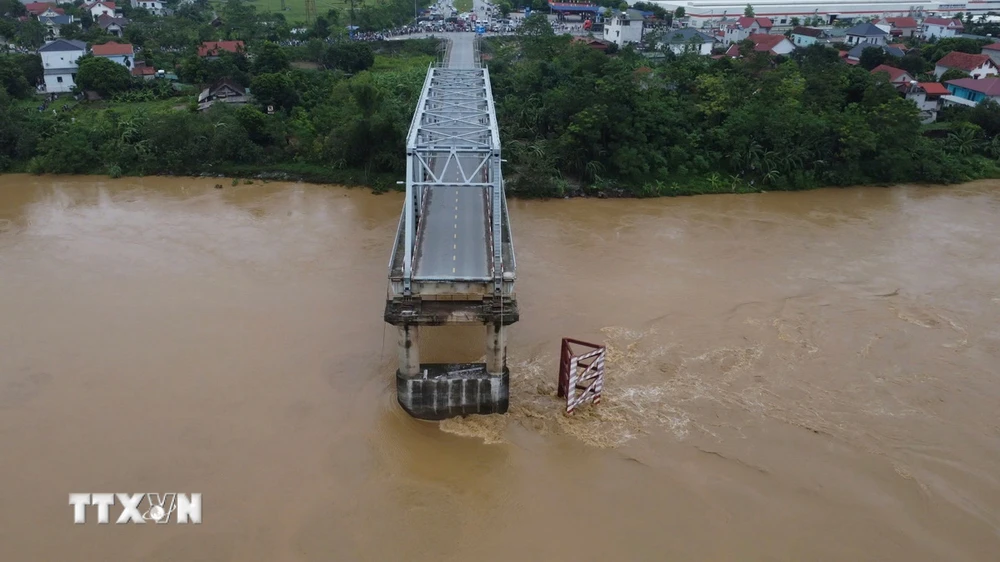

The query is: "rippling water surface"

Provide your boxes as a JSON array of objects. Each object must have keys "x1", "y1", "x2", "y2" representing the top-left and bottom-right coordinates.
[{"x1": 0, "y1": 175, "x2": 998, "y2": 561}]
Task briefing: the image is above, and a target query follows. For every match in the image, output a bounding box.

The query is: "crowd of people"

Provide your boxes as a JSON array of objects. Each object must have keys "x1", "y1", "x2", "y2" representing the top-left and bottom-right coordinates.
[{"x1": 349, "y1": 26, "x2": 426, "y2": 42}]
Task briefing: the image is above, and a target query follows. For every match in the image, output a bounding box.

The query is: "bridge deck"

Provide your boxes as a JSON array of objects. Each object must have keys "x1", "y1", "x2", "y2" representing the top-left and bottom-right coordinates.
[
  {"x1": 387, "y1": 32, "x2": 515, "y2": 306},
  {"x1": 411, "y1": 32, "x2": 495, "y2": 282},
  {"x1": 413, "y1": 184, "x2": 490, "y2": 280}
]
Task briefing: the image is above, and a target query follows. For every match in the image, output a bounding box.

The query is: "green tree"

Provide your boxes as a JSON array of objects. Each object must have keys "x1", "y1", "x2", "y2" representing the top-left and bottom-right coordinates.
[
  {"x1": 897, "y1": 53, "x2": 930, "y2": 76},
  {"x1": 15, "y1": 19, "x2": 46, "y2": 49},
  {"x1": 252, "y1": 42, "x2": 290, "y2": 75},
  {"x1": 939, "y1": 68, "x2": 970, "y2": 82},
  {"x1": 312, "y1": 16, "x2": 330, "y2": 39},
  {"x1": 744, "y1": 4, "x2": 754, "y2": 17},
  {"x1": 75, "y1": 56, "x2": 132, "y2": 96},
  {"x1": 0, "y1": 0, "x2": 26, "y2": 17},
  {"x1": 323, "y1": 41, "x2": 374, "y2": 74},
  {"x1": 675, "y1": 7, "x2": 685, "y2": 18},
  {"x1": 0, "y1": 56, "x2": 31, "y2": 98},
  {"x1": 249, "y1": 72, "x2": 298, "y2": 110},
  {"x1": 859, "y1": 46, "x2": 888, "y2": 70}
]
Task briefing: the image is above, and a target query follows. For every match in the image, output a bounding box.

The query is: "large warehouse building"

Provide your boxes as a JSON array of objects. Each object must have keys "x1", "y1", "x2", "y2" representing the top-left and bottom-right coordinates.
[{"x1": 637, "y1": 1, "x2": 997, "y2": 28}]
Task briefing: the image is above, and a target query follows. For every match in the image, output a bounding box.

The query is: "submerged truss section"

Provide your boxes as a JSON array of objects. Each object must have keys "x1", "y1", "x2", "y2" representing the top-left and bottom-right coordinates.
[{"x1": 401, "y1": 65, "x2": 505, "y2": 294}]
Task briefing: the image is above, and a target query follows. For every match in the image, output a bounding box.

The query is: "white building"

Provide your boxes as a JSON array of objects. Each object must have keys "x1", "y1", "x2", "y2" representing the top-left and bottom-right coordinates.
[
  {"x1": 90, "y1": 41, "x2": 134, "y2": 67},
  {"x1": 722, "y1": 16, "x2": 773, "y2": 45},
  {"x1": 603, "y1": 13, "x2": 644, "y2": 47},
  {"x1": 130, "y1": 0, "x2": 166, "y2": 15},
  {"x1": 657, "y1": 28, "x2": 716, "y2": 54},
  {"x1": 38, "y1": 38, "x2": 86, "y2": 93},
  {"x1": 632, "y1": 1, "x2": 992, "y2": 29},
  {"x1": 82, "y1": 1, "x2": 117, "y2": 19},
  {"x1": 921, "y1": 17, "x2": 964, "y2": 39}
]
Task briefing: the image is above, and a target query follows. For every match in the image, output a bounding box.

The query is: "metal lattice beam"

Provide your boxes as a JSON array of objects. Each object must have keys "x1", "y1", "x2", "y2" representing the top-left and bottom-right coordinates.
[{"x1": 400, "y1": 62, "x2": 506, "y2": 292}]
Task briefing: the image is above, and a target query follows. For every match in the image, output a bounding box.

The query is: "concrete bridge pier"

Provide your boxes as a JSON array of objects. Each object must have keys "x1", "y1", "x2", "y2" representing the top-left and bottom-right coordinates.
[
  {"x1": 486, "y1": 322, "x2": 507, "y2": 375},
  {"x1": 397, "y1": 325, "x2": 420, "y2": 377}
]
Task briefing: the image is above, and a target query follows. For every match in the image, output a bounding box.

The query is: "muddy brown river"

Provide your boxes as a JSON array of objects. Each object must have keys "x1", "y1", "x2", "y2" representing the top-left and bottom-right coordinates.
[{"x1": 0, "y1": 174, "x2": 998, "y2": 561}]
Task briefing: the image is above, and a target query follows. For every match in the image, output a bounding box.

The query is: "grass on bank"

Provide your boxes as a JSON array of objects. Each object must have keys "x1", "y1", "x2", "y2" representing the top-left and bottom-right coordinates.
[{"x1": 217, "y1": 0, "x2": 382, "y2": 24}]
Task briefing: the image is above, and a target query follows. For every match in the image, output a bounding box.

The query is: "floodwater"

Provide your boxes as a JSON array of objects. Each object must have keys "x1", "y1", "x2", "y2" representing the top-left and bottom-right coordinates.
[{"x1": 0, "y1": 174, "x2": 998, "y2": 561}]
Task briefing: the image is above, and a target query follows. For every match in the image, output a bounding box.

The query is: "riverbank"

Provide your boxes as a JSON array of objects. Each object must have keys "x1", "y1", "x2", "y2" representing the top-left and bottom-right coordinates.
[{"x1": 8, "y1": 164, "x2": 1000, "y2": 200}]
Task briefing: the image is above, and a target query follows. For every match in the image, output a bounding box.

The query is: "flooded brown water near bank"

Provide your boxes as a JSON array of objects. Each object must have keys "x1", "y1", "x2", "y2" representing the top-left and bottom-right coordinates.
[{"x1": 0, "y1": 174, "x2": 998, "y2": 561}]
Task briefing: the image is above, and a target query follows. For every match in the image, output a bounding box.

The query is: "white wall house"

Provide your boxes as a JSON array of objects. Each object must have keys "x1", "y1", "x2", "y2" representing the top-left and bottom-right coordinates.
[
  {"x1": 934, "y1": 52, "x2": 999, "y2": 80},
  {"x1": 90, "y1": 41, "x2": 134, "y2": 68},
  {"x1": 39, "y1": 39, "x2": 86, "y2": 93},
  {"x1": 83, "y1": 1, "x2": 117, "y2": 19},
  {"x1": 657, "y1": 28, "x2": 715, "y2": 55},
  {"x1": 130, "y1": 0, "x2": 166, "y2": 15},
  {"x1": 603, "y1": 13, "x2": 643, "y2": 48},
  {"x1": 844, "y1": 22, "x2": 888, "y2": 46},
  {"x1": 921, "y1": 17, "x2": 964, "y2": 40},
  {"x1": 723, "y1": 17, "x2": 772, "y2": 45}
]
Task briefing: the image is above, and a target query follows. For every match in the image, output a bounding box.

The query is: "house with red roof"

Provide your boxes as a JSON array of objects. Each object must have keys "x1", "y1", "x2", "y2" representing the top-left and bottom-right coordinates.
[
  {"x1": 921, "y1": 18, "x2": 964, "y2": 41},
  {"x1": 24, "y1": 3, "x2": 65, "y2": 17},
  {"x1": 904, "y1": 81, "x2": 949, "y2": 119},
  {"x1": 131, "y1": 60, "x2": 158, "y2": 80},
  {"x1": 934, "y1": 52, "x2": 998, "y2": 80},
  {"x1": 83, "y1": 1, "x2": 117, "y2": 19},
  {"x1": 571, "y1": 36, "x2": 611, "y2": 52},
  {"x1": 90, "y1": 41, "x2": 134, "y2": 67},
  {"x1": 870, "y1": 64, "x2": 914, "y2": 88},
  {"x1": 723, "y1": 17, "x2": 773, "y2": 45},
  {"x1": 724, "y1": 34, "x2": 793, "y2": 58},
  {"x1": 198, "y1": 41, "x2": 245, "y2": 59},
  {"x1": 943, "y1": 77, "x2": 1000, "y2": 108},
  {"x1": 874, "y1": 17, "x2": 918, "y2": 38}
]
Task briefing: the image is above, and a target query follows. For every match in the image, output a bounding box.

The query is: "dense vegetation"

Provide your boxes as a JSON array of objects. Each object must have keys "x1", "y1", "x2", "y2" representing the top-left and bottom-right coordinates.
[
  {"x1": 4, "y1": 6, "x2": 1000, "y2": 196},
  {"x1": 483, "y1": 17, "x2": 1000, "y2": 197},
  {"x1": 0, "y1": 0, "x2": 441, "y2": 188}
]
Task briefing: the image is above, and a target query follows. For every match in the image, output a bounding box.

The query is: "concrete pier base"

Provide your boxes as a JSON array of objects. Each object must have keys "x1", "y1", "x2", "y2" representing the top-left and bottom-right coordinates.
[{"x1": 396, "y1": 363, "x2": 509, "y2": 420}]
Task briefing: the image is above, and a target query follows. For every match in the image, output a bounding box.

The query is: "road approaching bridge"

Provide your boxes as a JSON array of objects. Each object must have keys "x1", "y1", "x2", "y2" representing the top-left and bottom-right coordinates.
[{"x1": 384, "y1": 33, "x2": 519, "y2": 420}]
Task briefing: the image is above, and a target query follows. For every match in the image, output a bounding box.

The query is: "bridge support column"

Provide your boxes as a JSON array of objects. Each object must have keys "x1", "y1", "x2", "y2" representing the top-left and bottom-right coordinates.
[
  {"x1": 397, "y1": 325, "x2": 420, "y2": 378},
  {"x1": 486, "y1": 322, "x2": 507, "y2": 376}
]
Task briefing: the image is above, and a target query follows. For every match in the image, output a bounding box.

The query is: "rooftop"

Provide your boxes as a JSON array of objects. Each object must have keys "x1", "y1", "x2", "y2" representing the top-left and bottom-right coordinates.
[
  {"x1": 791, "y1": 26, "x2": 824, "y2": 38},
  {"x1": 845, "y1": 22, "x2": 888, "y2": 36},
  {"x1": 946, "y1": 77, "x2": 1000, "y2": 96},
  {"x1": 38, "y1": 39, "x2": 87, "y2": 52},
  {"x1": 870, "y1": 64, "x2": 910, "y2": 81},
  {"x1": 936, "y1": 51, "x2": 993, "y2": 71},
  {"x1": 91, "y1": 41, "x2": 134, "y2": 56},
  {"x1": 918, "y1": 82, "x2": 950, "y2": 96},
  {"x1": 198, "y1": 41, "x2": 245, "y2": 57}
]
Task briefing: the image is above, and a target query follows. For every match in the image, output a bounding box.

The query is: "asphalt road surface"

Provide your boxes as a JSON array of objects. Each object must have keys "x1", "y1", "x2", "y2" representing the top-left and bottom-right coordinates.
[{"x1": 412, "y1": 33, "x2": 492, "y2": 281}]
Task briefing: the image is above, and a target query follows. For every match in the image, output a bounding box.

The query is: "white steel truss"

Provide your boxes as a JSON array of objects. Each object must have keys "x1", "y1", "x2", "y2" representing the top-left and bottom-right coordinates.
[{"x1": 401, "y1": 63, "x2": 507, "y2": 295}]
